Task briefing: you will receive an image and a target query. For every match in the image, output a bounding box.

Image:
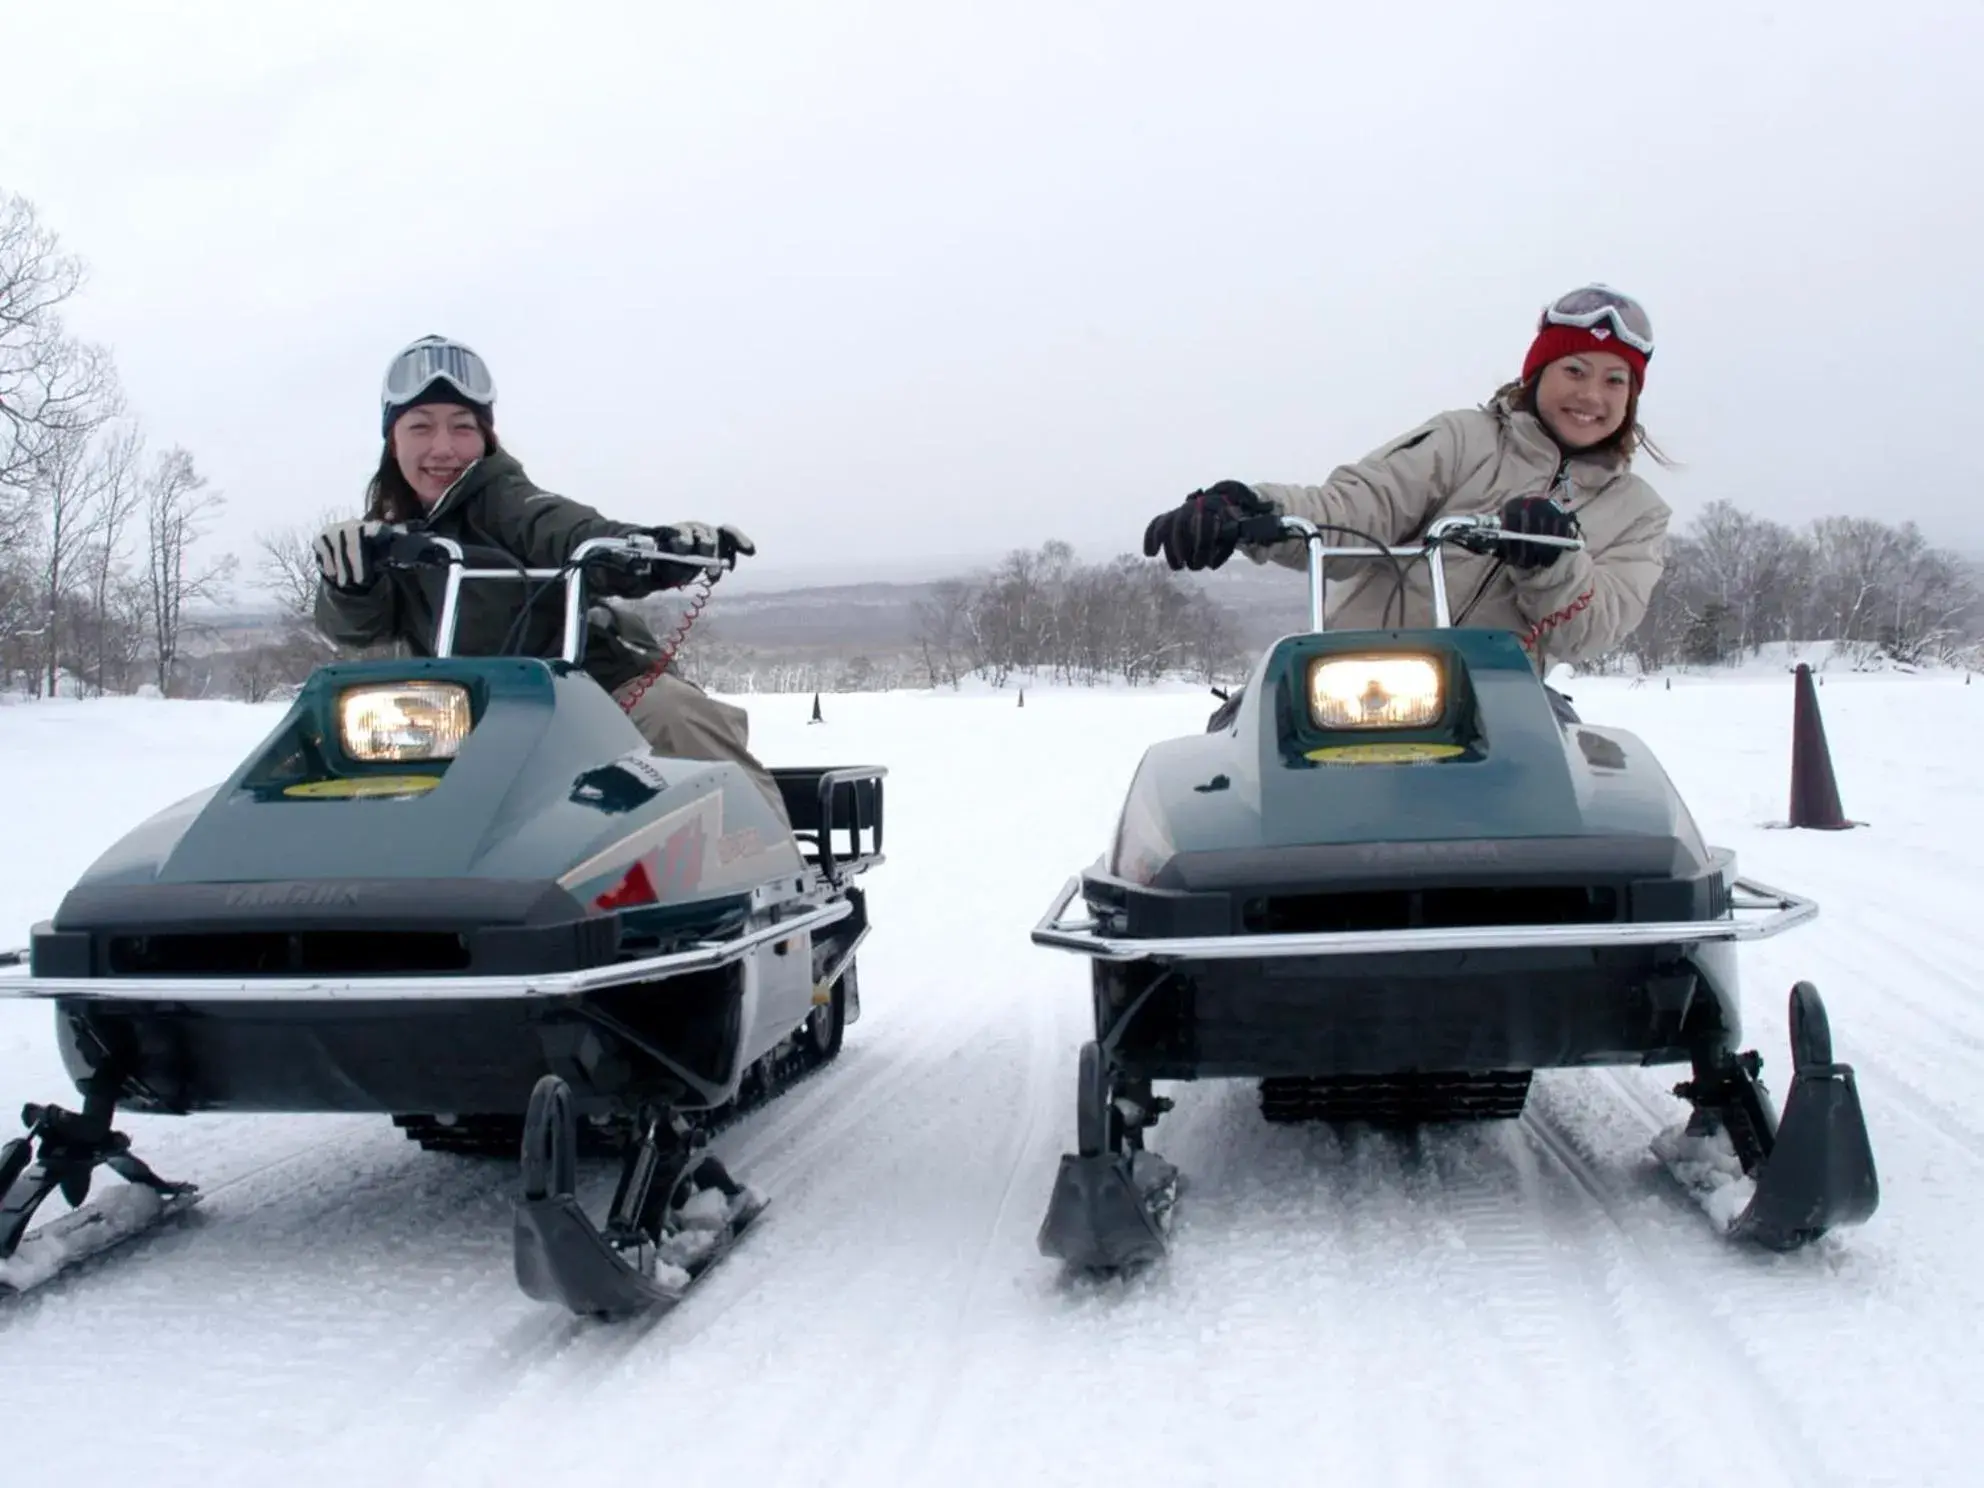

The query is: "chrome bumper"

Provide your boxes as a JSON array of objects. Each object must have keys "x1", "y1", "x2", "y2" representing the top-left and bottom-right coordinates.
[
  {"x1": 0, "y1": 898, "x2": 851, "y2": 1004},
  {"x1": 1030, "y1": 868, "x2": 1815, "y2": 963}
]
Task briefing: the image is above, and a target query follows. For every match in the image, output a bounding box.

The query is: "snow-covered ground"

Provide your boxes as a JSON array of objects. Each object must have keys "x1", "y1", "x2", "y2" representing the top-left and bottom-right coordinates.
[{"x1": 1, "y1": 673, "x2": 1979, "y2": 1487}]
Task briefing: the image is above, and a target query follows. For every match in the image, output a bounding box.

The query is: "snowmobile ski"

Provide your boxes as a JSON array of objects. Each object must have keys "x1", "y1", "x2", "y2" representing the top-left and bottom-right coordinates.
[
  {"x1": 0, "y1": 1090, "x2": 200, "y2": 1299},
  {"x1": 1036, "y1": 1041, "x2": 1179, "y2": 1274},
  {"x1": 1664, "y1": 981, "x2": 1880, "y2": 1251},
  {"x1": 513, "y1": 1074, "x2": 767, "y2": 1319}
]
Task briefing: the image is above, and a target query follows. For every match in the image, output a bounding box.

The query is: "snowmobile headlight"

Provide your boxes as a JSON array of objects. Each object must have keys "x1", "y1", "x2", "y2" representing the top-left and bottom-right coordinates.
[
  {"x1": 338, "y1": 683, "x2": 473, "y2": 762},
  {"x1": 1307, "y1": 655, "x2": 1444, "y2": 730}
]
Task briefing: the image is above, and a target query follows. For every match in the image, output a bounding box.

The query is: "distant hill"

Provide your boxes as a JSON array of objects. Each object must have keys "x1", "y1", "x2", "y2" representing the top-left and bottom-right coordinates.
[
  {"x1": 653, "y1": 554, "x2": 1318, "y2": 659},
  {"x1": 187, "y1": 549, "x2": 1325, "y2": 662}
]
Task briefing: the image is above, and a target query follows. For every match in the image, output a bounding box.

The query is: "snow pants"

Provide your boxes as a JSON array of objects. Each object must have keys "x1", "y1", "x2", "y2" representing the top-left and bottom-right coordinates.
[{"x1": 611, "y1": 669, "x2": 792, "y2": 830}]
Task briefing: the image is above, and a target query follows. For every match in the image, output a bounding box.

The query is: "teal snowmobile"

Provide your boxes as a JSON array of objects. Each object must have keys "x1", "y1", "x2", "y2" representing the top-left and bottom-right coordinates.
[
  {"x1": 0, "y1": 532, "x2": 884, "y2": 1317},
  {"x1": 1031, "y1": 512, "x2": 1879, "y2": 1271}
]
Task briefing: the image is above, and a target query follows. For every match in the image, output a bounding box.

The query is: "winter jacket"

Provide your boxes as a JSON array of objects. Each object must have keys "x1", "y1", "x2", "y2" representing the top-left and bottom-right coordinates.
[
  {"x1": 1245, "y1": 393, "x2": 1671, "y2": 669},
  {"x1": 313, "y1": 450, "x2": 669, "y2": 692}
]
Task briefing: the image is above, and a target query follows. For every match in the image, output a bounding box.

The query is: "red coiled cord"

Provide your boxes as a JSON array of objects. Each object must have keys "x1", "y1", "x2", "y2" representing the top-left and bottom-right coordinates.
[
  {"x1": 1519, "y1": 587, "x2": 1594, "y2": 653},
  {"x1": 617, "y1": 574, "x2": 713, "y2": 715}
]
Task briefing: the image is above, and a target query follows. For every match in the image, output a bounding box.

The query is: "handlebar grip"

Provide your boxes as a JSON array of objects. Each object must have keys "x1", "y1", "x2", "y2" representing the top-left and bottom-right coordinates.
[
  {"x1": 376, "y1": 532, "x2": 529, "y2": 571},
  {"x1": 373, "y1": 529, "x2": 438, "y2": 569},
  {"x1": 1234, "y1": 513, "x2": 1292, "y2": 544}
]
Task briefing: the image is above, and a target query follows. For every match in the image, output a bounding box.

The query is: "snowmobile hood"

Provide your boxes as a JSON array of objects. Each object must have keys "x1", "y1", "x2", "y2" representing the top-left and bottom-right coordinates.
[
  {"x1": 47, "y1": 657, "x2": 800, "y2": 921},
  {"x1": 1109, "y1": 627, "x2": 1712, "y2": 893}
]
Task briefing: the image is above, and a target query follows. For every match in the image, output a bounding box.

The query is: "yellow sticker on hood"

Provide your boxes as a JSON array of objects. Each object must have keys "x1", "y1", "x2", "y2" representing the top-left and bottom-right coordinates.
[
  {"x1": 282, "y1": 775, "x2": 443, "y2": 800},
  {"x1": 1304, "y1": 742, "x2": 1467, "y2": 765}
]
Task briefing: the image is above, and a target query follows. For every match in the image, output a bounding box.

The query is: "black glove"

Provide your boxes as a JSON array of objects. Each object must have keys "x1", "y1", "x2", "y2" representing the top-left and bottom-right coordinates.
[
  {"x1": 1496, "y1": 496, "x2": 1580, "y2": 569},
  {"x1": 651, "y1": 521, "x2": 755, "y2": 563},
  {"x1": 1141, "y1": 481, "x2": 1274, "y2": 572}
]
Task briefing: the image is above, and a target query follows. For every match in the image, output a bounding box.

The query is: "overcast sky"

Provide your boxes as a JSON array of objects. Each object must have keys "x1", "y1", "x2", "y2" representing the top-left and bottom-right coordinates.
[{"x1": 4, "y1": 0, "x2": 1979, "y2": 593}]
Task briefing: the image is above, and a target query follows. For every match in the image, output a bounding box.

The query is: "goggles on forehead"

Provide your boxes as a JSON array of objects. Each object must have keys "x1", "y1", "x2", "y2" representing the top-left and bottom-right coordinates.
[
  {"x1": 380, "y1": 335, "x2": 498, "y2": 416},
  {"x1": 1540, "y1": 285, "x2": 1654, "y2": 356}
]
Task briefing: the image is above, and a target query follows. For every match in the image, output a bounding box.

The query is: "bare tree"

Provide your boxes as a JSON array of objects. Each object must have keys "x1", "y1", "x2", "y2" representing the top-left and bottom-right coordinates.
[
  {"x1": 141, "y1": 447, "x2": 236, "y2": 695},
  {"x1": 248, "y1": 506, "x2": 353, "y2": 689},
  {"x1": 82, "y1": 422, "x2": 145, "y2": 694},
  {"x1": 255, "y1": 509, "x2": 345, "y2": 623},
  {"x1": 26, "y1": 416, "x2": 134, "y2": 694},
  {"x1": 1680, "y1": 500, "x2": 1806, "y2": 654},
  {"x1": 1, "y1": 191, "x2": 117, "y2": 509},
  {"x1": 912, "y1": 578, "x2": 976, "y2": 689}
]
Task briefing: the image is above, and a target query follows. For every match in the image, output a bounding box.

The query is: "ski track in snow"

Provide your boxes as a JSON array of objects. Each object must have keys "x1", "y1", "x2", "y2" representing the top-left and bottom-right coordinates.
[{"x1": 2, "y1": 678, "x2": 1981, "y2": 1487}]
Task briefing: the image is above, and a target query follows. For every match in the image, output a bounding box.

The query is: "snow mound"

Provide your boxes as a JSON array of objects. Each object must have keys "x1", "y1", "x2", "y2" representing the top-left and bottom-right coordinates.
[{"x1": 1649, "y1": 1120, "x2": 1758, "y2": 1233}]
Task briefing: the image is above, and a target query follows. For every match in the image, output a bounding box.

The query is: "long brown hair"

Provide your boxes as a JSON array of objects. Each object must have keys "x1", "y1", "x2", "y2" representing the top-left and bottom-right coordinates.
[
  {"x1": 1490, "y1": 374, "x2": 1675, "y2": 469},
  {"x1": 363, "y1": 412, "x2": 503, "y2": 522}
]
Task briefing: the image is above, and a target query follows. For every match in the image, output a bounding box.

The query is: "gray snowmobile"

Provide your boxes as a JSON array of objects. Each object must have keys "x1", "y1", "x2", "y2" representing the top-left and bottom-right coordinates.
[
  {"x1": 1031, "y1": 511, "x2": 1879, "y2": 1272},
  {"x1": 0, "y1": 532, "x2": 884, "y2": 1316}
]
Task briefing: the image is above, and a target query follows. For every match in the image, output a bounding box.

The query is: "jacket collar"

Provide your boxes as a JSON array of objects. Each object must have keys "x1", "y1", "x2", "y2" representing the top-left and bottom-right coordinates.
[
  {"x1": 419, "y1": 449, "x2": 519, "y2": 525},
  {"x1": 1492, "y1": 391, "x2": 1633, "y2": 484}
]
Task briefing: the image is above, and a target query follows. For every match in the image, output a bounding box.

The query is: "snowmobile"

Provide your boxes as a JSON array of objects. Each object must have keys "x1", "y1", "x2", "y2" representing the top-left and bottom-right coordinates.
[
  {"x1": 1030, "y1": 511, "x2": 1879, "y2": 1272},
  {"x1": 0, "y1": 531, "x2": 884, "y2": 1317}
]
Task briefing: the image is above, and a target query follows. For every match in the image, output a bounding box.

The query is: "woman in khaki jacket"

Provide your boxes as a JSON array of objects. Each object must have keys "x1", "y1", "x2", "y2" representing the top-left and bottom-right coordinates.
[{"x1": 1143, "y1": 285, "x2": 1672, "y2": 703}]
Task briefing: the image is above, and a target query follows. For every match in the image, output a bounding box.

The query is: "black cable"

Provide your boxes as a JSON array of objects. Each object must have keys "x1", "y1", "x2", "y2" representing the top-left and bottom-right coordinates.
[
  {"x1": 493, "y1": 539, "x2": 673, "y2": 662},
  {"x1": 1273, "y1": 521, "x2": 1414, "y2": 631},
  {"x1": 462, "y1": 513, "x2": 569, "y2": 658},
  {"x1": 1451, "y1": 559, "x2": 1505, "y2": 628}
]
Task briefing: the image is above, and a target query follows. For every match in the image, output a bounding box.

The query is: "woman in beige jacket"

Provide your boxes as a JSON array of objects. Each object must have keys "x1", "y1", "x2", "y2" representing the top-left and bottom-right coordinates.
[{"x1": 1143, "y1": 285, "x2": 1672, "y2": 692}]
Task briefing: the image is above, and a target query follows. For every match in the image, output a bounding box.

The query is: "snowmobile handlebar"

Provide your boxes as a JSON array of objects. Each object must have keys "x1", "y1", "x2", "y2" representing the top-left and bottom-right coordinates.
[
  {"x1": 1234, "y1": 512, "x2": 1585, "y2": 633},
  {"x1": 373, "y1": 532, "x2": 731, "y2": 663}
]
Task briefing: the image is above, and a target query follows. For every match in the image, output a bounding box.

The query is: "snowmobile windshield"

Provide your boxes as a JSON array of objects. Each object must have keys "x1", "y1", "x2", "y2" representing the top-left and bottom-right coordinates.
[
  {"x1": 381, "y1": 336, "x2": 497, "y2": 411},
  {"x1": 1540, "y1": 286, "x2": 1654, "y2": 354}
]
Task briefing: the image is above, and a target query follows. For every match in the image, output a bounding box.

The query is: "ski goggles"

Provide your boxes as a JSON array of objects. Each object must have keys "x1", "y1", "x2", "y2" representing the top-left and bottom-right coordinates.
[
  {"x1": 1539, "y1": 285, "x2": 1654, "y2": 356},
  {"x1": 380, "y1": 335, "x2": 497, "y2": 414}
]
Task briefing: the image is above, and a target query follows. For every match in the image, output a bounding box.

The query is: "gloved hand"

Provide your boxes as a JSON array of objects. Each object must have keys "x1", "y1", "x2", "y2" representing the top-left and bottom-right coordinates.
[
  {"x1": 1141, "y1": 481, "x2": 1274, "y2": 572},
  {"x1": 1496, "y1": 495, "x2": 1580, "y2": 569},
  {"x1": 313, "y1": 519, "x2": 388, "y2": 592},
  {"x1": 652, "y1": 521, "x2": 756, "y2": 563}
]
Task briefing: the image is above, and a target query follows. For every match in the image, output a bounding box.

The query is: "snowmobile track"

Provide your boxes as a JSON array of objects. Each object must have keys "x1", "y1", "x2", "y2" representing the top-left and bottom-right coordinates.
[
  {"x1": 1783, "y1": 921, "x2": 1984, "y2": 1165},
  {"x1": 0, "y1": 1115, "x2": 385, "y2": 1315},
  {"x1": 1518, "y1": 1097, "x2": 1839, "y2": 1488},
  {"x1": 879, "y1": 968, "x2": 1066, "y2": 1478},
  {"x1": 434, "y1": 1010, "x2": 1020, "y2": 1431},
  {"x1": 1816, "y1": 1044, "x2": 1984, "y2": 1168}
]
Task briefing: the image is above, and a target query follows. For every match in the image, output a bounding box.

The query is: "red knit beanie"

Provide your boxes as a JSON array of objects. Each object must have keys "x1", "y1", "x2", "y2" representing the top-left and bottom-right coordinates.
[{"x1": 1521, "y1": 324, "x2": 1649, "y2": 389}]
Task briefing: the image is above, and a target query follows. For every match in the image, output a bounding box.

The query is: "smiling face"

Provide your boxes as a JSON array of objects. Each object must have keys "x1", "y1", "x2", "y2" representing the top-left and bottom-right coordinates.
[
  {"x1": 1534, "y1": 351, "x2": 1635, "y2": 449},
  {"x1": 391, "y1": 402, "x2": 488, "y2": 507}
]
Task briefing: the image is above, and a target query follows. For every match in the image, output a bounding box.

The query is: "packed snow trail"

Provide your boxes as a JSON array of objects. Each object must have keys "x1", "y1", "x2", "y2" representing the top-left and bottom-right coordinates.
[{"x1": 1, "y1": 675, "x2": 1977, "y2": 1487}]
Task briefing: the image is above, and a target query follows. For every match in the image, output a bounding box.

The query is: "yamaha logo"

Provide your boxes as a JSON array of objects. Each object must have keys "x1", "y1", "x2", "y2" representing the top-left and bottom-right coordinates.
[{"x1": 222, "y1": 883, "x2": 362, "y2": 909}]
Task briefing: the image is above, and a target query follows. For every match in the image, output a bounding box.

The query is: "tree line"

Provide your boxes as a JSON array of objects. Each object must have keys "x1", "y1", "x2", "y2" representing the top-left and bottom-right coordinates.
[
  {"x1": 857, "y1": 509, "x2": 1982, "y2": 694},
  {"x1": 662, "y1": 542, "x2": 1243, "y2": 696},
  {"x1": 1614, "y1": 501, "x2": 1980, "y2": 673},
  {"x1": 0, "y1": 190, "x2": 237, "y2": 698},
  {"x1": 905, "y1": 540, "x2": 1241, "y2": 689}
]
